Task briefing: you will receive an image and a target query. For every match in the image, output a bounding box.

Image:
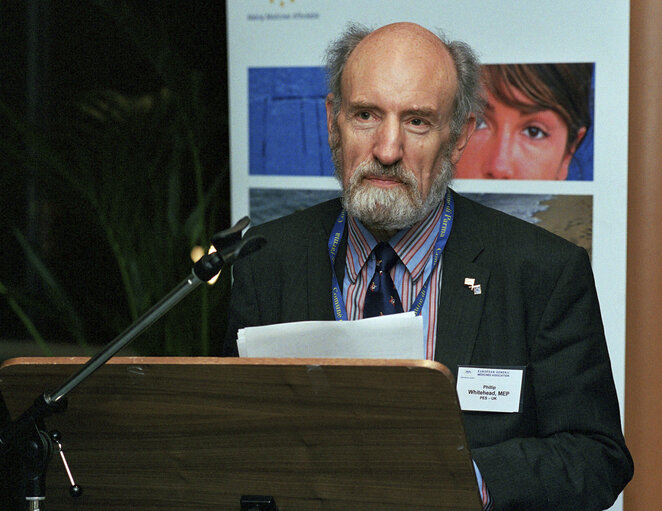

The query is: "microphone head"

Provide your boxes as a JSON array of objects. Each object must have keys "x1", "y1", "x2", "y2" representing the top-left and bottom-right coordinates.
[{"x1": 211, "y1": 216, "x2": 251, "y2": 251}]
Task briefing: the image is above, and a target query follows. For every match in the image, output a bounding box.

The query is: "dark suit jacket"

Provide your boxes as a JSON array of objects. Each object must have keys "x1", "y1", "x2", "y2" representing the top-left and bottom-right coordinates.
[{"x1": 224, "y1": 190, "x2": 633, "y2": 510}]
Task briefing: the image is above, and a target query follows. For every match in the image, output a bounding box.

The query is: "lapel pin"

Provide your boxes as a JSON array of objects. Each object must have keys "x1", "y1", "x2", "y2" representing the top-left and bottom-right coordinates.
[{"x1": 464, "y1": 277, "x2": 482, "y2": 295}]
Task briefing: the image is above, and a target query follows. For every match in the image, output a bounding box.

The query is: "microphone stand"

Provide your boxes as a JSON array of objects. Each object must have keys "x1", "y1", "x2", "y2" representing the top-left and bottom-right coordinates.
[{"x1": 0, "y1": 217, "x2": 265, "y2": 510}]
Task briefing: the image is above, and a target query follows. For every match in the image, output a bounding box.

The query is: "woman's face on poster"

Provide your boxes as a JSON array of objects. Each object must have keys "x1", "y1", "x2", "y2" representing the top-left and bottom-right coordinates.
[{"x1": 455, "y1": 87, "x2": 586, "y2": 180}]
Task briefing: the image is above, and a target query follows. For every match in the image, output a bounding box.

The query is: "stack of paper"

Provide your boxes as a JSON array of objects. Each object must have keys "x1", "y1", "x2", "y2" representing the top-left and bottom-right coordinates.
[{"x1": 237, "y1": 312, "x2": 423, "y2": 359}]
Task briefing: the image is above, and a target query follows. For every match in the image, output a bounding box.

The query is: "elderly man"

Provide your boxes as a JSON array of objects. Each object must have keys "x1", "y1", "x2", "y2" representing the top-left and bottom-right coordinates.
[{"x1": 224, "y1": 22, "x2": 633, "y2": 510}]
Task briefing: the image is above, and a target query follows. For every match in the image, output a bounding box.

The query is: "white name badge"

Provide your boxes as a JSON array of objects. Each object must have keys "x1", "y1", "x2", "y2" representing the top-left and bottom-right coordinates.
[{"x1": 456, "y1": 366, "x2": 525, "y2": 413}]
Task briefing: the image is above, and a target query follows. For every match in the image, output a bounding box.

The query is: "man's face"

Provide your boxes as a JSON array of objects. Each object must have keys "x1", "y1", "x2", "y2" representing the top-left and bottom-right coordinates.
[{"x1": 326, "y1": 24, "x2": 473, "y2": 232}]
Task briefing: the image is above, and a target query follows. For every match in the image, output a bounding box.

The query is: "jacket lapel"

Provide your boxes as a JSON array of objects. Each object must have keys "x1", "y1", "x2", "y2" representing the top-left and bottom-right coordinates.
[{"x1": 435, "y1": 193, "x2": 490, "y2": 373}]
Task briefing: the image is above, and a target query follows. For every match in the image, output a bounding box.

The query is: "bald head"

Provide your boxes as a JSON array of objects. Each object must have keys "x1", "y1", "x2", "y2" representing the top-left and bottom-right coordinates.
[
  {"x1": 346, "y1": 22, "x2": 456, "y2": 79},
  {"x1": 343, "y1": 23, "x2": 458, "y2": 124},
  {"x1": 325, "y1": 22, "x2": 483, "y2": 140}
]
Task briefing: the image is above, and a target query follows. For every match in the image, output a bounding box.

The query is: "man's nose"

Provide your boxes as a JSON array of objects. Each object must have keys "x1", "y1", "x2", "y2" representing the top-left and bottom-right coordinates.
[
  {"x1": 484, "y1": 133, "x2": 516, "y2": 179},
  {"x1": 372, "y1": 117, "x2": 404, "y2": 166}
]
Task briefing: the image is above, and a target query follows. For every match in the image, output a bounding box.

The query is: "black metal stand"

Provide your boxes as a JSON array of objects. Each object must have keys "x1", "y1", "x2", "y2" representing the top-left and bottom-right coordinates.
[
  {"x1": 0, "y1": 217, "x2": 264, "y2": 509},
  {"x1": 240, "y1": 495, "x2": 279, "y2": 511}
]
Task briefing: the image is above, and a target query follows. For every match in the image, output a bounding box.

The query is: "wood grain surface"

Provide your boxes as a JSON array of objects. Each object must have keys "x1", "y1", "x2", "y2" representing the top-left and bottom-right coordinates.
[{"x1": 0, "y1": 357, "x2": 481, "y2": 510}]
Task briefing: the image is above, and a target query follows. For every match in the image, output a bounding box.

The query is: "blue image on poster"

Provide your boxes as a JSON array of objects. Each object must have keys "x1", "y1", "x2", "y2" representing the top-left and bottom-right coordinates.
[{"x1": 249, "y1": 67, "x2": 334, "y2": 176}]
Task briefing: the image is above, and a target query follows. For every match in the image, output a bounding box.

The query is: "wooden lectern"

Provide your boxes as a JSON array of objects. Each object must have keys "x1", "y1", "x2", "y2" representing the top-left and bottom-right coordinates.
[{"x1": 0, "y1": 357, "x2": 482, "y2": 510}]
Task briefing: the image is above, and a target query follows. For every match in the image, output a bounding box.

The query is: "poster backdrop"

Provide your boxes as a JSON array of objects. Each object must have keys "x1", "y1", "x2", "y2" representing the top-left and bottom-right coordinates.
[{"x1": 227, "y1": 2, "x2": 629, "y2": 509}]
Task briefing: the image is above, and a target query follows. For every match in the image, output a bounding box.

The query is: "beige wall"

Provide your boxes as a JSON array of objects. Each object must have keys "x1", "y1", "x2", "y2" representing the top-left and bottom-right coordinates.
[{"x1": 625, "y1": 0, "x2": 662, "y2": 509}]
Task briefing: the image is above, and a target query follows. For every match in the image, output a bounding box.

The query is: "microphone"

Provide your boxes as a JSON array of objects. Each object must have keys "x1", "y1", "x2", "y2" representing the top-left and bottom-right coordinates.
[
  {"x1": 211, "y1": 216, "x2": 251, "y2": 251},
  {"x1": 193, "y1": 218, "x2": 266, "y2": 281}
]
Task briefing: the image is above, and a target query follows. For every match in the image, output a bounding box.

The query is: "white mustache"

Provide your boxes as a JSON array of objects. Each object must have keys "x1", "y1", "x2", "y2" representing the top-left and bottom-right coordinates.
[{"x1": 352, "y1": 160, "x2": 418, "y2": 188}]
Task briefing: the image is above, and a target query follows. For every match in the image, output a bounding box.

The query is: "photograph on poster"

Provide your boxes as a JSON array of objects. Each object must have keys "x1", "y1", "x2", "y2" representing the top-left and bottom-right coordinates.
[
  {"x1": 248, "y1": 63, "x2": 593, "y2": 181},
  {"x1": 249, "y1": 66, "x2": 332, "y2": 176},
  {"x1": 456, "y1": 63, "x2": 594, "y2": 181},
  {"x1": 461, "y1": 193, "x2": 593, "y2": 256},
  {"x1": 249, "y1": 188, "x2": 592, "y2": 257},
  {"x1": 250, "y1": 187, "x2": 340, "y2": 225}
]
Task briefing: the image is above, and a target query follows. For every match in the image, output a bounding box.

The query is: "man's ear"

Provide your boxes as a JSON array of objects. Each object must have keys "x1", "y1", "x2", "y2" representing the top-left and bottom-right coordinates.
[{"x1": 451, "y1": 115, "x2": 477, "y2": 165}]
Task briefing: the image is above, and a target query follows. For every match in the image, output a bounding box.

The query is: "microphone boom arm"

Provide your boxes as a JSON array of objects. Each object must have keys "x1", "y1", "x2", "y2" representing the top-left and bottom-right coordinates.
[{"x1": 0, "y1": 217, "x2": 265, "y2": 509}]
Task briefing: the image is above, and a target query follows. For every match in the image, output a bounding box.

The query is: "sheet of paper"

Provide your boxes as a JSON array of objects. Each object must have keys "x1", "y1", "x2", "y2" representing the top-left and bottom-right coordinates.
[{"x1": 237, "y1": 312, "x2": 423, "y2": 359}]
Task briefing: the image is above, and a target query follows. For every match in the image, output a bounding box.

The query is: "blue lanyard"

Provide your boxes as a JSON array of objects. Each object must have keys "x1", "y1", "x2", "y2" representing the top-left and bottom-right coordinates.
[{"x1": 328, "y1": 189, "x2": 454, "y2": 321}]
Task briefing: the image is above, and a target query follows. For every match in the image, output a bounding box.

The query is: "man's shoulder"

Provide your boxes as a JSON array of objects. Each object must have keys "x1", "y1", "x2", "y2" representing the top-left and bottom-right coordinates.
[
  {"x1": 452, "y1": 190, "x2": 586, "y2": 255},
  {"x1": 450, "y1": 191, "x2": 593, "y2": 293}
]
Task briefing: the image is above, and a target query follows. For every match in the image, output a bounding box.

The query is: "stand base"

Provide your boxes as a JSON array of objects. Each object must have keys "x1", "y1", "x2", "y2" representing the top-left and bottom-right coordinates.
[{"x1": 240, "y1": 495, "x2": 278, "y2": 511}]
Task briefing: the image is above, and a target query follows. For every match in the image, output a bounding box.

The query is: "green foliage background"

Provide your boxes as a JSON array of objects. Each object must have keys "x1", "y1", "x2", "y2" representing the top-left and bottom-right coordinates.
[{"x1": 0, "y1": 1, "x2": 231, "y2": 357}]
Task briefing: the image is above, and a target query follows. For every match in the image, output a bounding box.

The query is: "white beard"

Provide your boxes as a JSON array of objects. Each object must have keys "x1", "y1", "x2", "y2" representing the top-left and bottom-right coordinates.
[{"x1": 334, "y1": 152, "x2": 454, "y2": 232}]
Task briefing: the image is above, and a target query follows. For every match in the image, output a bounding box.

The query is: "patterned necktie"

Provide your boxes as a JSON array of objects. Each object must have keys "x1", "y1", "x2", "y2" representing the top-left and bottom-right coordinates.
[{"x1": 363, "y1": 242, "x2": 404, "y2": 318}]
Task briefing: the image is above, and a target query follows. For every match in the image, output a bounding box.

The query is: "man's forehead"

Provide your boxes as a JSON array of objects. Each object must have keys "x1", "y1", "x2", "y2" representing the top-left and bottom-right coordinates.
[{"x1": 341, "y1": 24, "x2": 458, "y2": 114}]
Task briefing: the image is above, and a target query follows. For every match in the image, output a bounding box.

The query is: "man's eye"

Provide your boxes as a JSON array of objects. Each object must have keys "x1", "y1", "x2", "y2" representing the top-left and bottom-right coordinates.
[
  {"x1": 358, "y1": 111, "x2": 371, "y2": 120},
  {"x1": 411, "y1": 118, "x2": 424, "y2": 126}
]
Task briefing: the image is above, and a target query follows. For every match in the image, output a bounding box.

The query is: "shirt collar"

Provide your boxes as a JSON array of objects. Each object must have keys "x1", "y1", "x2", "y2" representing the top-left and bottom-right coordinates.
[{"x1": 345, "y1": 200, "x2": 445, "y2": 284}]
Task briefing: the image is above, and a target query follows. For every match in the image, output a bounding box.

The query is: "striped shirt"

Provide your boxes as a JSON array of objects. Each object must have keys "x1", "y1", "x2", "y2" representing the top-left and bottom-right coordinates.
[
  {"x1": 342, "y1": 202, "x2": 494, "y2": 510},
  {"x1": 342, "y1": 201, "x2": 445, "y2": 360}
]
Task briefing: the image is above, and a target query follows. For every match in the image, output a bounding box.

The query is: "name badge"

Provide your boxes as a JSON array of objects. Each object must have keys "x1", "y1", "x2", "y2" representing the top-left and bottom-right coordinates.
[{"x1": 456, "y1": 366, "x2": 525, "y2": 413}]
